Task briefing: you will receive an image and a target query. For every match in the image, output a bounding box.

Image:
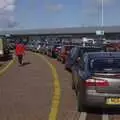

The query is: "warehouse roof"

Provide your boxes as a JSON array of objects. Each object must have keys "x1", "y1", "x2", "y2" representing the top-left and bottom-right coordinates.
[{"x1": 0, "y1": 26, "x2": 120, "y2": 35}]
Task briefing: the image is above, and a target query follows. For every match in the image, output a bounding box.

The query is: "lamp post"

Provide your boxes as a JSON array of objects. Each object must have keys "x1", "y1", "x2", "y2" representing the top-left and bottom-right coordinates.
[
  {"x1": 101, "y1": 0, "x2": 104, "y2": 27},
  {"x1": 96, "y1": 0, "x2": 104, "y2": 45}
]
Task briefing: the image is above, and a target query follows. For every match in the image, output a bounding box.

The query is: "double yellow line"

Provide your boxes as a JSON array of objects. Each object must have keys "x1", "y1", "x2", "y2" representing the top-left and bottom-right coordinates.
[
  {"x1": 35, "y1": 54, "x2": 61, "y2": 120},
  {"x1": 0, "y1": 59, "x2": 15, "y2": 76}
]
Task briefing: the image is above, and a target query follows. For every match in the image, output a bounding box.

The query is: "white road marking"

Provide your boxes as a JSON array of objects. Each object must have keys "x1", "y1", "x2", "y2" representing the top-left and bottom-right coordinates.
[
  {"x1": 79, "y1": 112, "x2": 87, "y2": 120},
  {"x1": 102, "y1": 114, "x2": 109, "y2": 120}
]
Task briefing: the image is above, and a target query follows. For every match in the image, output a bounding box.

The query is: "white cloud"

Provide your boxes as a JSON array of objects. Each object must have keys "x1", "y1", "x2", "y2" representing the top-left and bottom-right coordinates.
[
  {"x1": 0, "y1": 0, "x2": 17, "y2": 28},
  {"x1": 92, "y1": 0, "x2": 114, "y2": 6},
  {"x1": 97, "y1": 0, "x2": 113, "y2": 4},
  {"x1": 46, "y1": 3, "x2": 63, "y2": 12},
  {"x1": 82, "y1": 0, "x2": 115, "y2": 16},
  {"x1": 4, "y1": 4, "x2": 15, "y2": 11}
]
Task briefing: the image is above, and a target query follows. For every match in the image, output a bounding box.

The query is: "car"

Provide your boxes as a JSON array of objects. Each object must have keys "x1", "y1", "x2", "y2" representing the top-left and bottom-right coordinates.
[
  {"x1": 72, "y1": 52, "x2": 120, "y2": 112},
  {"x1": 55, "y1": 46, "x2": 61, "y2": 58},
  {"x1": 0, "y1": 37, "x2": 12, "y2": 60},
  {"x1": 57, "y1": 45, "x2": 74, "y2": 64},
  {"x1": 47, "y1": 45, "x2": 53, "y2": 57},
  {"x1": 104, "y1": 42, "x2": 120, "y2": 52},
  {"x1": 39, "y1": 44, "x2": 46, "y2": 54},
  {"x1": 65, "y1": 46, "x2": 103, "y2": 71},
  {"x1": 47, "y1": 44, "x2": 61, "y2": 58}
]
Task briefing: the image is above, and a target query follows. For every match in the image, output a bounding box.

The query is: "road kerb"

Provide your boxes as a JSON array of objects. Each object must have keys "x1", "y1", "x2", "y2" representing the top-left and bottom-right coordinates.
[{"x1": 0, "y1": 59, "x2": 15, "y2": 76}]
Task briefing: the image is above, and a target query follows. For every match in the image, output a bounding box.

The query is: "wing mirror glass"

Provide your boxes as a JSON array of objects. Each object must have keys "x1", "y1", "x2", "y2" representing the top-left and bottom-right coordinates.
[
  {"x1": 66, "y1": 51, "x2": 70, "y2": 54},
  {"x1": 76, "y1": 57, "x2": 81, "y2": 63}
]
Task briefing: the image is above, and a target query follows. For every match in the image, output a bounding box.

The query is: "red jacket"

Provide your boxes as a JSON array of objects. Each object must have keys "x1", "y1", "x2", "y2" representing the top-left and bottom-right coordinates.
[{"x1": 15, "y1": 44, "x2": 25, "y2": 56}]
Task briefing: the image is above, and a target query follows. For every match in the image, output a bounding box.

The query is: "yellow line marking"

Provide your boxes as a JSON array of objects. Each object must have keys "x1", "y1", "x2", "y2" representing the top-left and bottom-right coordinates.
[
  {"x1": 35, "y1": 53, "x2": 61, "y2": 120},
  {"x1": 0, "y1": 59, "x2": 15, "y2": 76}
]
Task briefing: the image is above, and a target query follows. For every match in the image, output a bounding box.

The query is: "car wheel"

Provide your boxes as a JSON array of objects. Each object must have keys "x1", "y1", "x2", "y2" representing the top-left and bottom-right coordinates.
[
  {"x1": 77, "y1": 91, "x2": 85, "y2": 112},
  {"x1": 73, "y1": 72, "x2": 79, "y2": 95},
  {"x1": 61, "y1": 58, "x2": 65, "y2": 64},
  {"x1": 72, "y1": 73, "x2": 75, "y2": 90},
  {"x1": 57, "y1": 57, "x2": 59, "y2": 61}
]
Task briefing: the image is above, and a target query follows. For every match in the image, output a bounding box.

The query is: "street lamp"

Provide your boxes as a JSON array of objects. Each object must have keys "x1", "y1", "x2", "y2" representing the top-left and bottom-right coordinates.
[
  {"x1": 101, "y1": 0, "x2": 104, "y2": 27},
  {"x1": 96, "y1": 0, "x2": 104, "y2": 45}
]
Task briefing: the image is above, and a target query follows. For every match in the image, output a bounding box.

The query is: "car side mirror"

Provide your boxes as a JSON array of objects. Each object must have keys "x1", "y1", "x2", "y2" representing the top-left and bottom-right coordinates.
[
  {"x1": 66, "y1": 51, "x2": 70, "y2": 54},
  {"x1": 76, "y1": 57, "x2": 81, "y2": 63}
]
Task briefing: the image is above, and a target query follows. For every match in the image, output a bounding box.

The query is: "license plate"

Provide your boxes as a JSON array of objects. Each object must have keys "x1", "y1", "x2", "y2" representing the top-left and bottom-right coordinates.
[{"x1": 106, "y1": 98, "x2": 120, "y2": 105}]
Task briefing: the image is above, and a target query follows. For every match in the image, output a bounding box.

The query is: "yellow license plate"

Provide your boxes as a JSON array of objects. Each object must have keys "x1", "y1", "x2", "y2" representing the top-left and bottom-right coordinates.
[{"x1": 106, "y1": 98, "x2": 120, "y2": 105}]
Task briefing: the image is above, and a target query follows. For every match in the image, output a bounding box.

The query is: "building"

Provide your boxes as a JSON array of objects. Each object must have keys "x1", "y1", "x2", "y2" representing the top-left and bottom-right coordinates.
[{"x1": 1, "y1": 26, "x2": 120, "y2": 40}]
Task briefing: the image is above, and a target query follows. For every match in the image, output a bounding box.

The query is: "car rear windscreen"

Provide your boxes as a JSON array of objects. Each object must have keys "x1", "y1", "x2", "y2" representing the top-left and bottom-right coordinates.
[{"x1": 89, "y1": 58, "x2": 120, "y2": 73}]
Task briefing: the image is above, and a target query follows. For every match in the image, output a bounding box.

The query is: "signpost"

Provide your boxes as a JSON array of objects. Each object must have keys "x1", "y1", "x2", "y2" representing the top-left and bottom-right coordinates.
[
  {"x1": 5, "y1": 34, "x2": 11, "y2": 37},
  {"x1": 96, "y1": 30, "x2": 104, "y2": 35},
  {"x1": 96, "y1": 30, "x2": 104, "y2": 45}
]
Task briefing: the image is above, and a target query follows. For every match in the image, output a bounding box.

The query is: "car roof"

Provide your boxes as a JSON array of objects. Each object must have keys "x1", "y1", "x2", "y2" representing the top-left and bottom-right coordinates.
[
  {"x1": 84, "y1": 52, "x2": 120, "y2": 59},
  {"x1": 76, "y1": 46, "x2": 102, "y2": 48}
]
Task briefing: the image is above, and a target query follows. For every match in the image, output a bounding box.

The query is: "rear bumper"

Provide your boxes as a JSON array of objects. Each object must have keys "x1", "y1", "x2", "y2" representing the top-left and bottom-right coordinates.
[{"x1": 86, "y1": 92, "x2": 120, "y2": 108}]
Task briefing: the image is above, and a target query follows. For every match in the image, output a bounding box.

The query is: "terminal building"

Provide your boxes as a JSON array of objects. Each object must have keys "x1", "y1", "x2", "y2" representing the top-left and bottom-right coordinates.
[{"x1": 1, "y1": 26, "x2": 120, "y2": 41}]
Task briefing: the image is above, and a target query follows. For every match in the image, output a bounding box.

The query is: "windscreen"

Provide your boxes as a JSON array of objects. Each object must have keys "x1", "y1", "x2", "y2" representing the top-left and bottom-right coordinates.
[
  {"x1": 89, "y1": 58, "x2": 120, "y2": 73},
  {"x1": 65, "y1": 46, "x2": 73, "y2": 51},
  {"x1": 78, "y1": 48, "x2": 102, "y2": 57}
]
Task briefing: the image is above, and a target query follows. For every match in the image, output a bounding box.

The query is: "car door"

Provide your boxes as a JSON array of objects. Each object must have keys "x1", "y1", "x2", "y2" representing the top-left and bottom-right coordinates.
[
  {"x1": 66, "y1": 47, "x2": 79, "y2": 66},
  {"x1": 77, "y1": 55, "x2": 89, "y2": 97}
]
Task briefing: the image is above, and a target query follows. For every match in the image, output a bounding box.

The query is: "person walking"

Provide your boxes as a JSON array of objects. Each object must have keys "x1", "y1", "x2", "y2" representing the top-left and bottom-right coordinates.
[{"x1": 15, "y1": 41, "x2": 25, "y2": 65}]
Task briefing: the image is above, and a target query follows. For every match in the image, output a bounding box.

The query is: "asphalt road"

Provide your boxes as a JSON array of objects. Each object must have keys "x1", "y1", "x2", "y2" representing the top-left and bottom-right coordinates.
[
  {"x1": 0, "y1": 52, "x2": 120, "y2": 120},
  {"x1": 0, "y1": 53, "x2": 53, "y2": 120}
]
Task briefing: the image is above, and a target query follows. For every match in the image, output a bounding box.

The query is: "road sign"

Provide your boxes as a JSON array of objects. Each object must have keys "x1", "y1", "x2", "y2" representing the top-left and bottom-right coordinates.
[
  {"x1": 96, "y1": 30, "x2": 104, "y2": 35},
  {"x1": 5, "y1": 34, "x2": 11, "y2": 37}
]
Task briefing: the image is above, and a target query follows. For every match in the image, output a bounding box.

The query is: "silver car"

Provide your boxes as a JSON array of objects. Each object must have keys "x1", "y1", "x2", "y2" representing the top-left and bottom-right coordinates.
[{"x1": 73, "y1": 52, "x2": 120, "y2": 112}]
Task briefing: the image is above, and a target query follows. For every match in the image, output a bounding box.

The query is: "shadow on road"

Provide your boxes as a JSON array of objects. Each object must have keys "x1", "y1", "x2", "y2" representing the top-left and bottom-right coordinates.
[
  {"x1": 22, "y1": 62, "x2": 31, "y2": 66},
  {"x1": 86, "y1": 107, "x2": 120, "y2": 115}
]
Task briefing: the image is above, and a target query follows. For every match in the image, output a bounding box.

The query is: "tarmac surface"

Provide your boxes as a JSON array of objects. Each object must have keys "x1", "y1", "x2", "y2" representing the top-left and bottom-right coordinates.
[{"x1": 0, "y1": 53, "x2": 53, "y2": 120}]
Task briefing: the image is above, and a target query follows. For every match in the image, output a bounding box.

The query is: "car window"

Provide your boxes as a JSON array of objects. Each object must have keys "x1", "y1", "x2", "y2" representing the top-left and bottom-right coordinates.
[
  {"x1": 70, "y1": 47, "x2": 78, "y2": 58},
  {"x1": 89, "y1": 58, "x2": 120, "y2": 73},
  {"x1": 78, "y1": 56, "x2": 85, "y2": 70}
]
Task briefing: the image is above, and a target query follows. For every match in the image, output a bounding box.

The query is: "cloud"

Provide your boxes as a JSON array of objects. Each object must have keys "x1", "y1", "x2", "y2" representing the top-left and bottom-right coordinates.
[
  {"x1": 45, "y1": 3, "x2": 63, "y2": 12},
  {"x1": 82, "y1": 0, "x2": 115, "y2": 16},
  {"x1": 92, "y1": 0, "x2": 114, "y2": 6},
  {"x1": 0, "y1": 0, "x2": 17, "y2": 28}
]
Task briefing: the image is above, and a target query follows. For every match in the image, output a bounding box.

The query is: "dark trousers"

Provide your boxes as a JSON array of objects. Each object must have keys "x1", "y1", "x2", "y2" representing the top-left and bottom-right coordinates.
[{"x1": 17, "y1": 55, "x2": 23, "y2": 64}]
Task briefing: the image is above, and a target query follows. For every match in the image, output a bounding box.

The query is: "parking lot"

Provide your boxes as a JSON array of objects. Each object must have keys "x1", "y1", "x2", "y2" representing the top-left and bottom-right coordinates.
[{"x1": 0, "y1": 51, "x2": 120, "y2": 120}]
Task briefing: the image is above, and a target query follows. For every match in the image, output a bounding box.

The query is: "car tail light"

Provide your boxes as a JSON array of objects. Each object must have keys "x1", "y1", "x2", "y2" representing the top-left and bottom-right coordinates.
[
  {"x1": 65, "y1": 51, "x2": 69, "y2": 54},
  {"x1": 86, "y1": 79, "x2": 95, "y2": 86},
  {"x1": 55, "y1": 48, "x2": 58, "y2": 51},
  {"x1": 86, "y1": 79, "x2": 109, "y2": 87},
  {"x1": 54, "y1": 48, "x2": 58, "y2": 52}
]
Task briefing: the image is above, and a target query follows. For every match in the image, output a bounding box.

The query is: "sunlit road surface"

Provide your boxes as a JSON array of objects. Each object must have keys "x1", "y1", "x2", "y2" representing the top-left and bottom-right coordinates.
[
  {"x1": 0, "y1": 51, "x2": 120, "y2": 120},
  {"x1": 0, "y1": 52, "x2": 53, "y2": 120}
]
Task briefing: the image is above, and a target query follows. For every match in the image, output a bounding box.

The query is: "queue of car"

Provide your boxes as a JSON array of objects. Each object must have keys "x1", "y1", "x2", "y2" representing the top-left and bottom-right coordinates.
[{"x1": 27, "y1": 38, "x2": 120, "y2": 112}]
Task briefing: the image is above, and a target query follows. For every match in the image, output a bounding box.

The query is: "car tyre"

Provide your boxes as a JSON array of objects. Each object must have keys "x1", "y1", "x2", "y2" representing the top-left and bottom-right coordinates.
[
  {"x1": 61, "y1": 58, "x2": 65, "y2": 64},
  {"x1": 72, "y1": 73, "x2": 75, "y2": 90},
  {"x1": 77, "y1": 91, "x2": 85, "y2": 112}
]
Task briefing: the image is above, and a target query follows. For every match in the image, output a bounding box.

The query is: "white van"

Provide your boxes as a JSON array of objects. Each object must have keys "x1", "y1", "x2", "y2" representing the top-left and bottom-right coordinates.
[{"x1": 0, "y1": 38, "x2": 10, "y2": 59}]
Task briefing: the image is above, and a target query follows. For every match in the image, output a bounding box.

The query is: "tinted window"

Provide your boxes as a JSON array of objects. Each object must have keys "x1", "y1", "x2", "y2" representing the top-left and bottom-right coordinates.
[
  {"x1": 70, "y1": 47, "x2": 78, "y2": 58},
  {"x1": 89, "y1": 58, "x2": 120, "y2": 73},
  {"x1": 65, "y1": 46, "x2": 73, "y2": 51},
  {"x1": 78, "y1": 48, "x2": 102, "y2": 57}
]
